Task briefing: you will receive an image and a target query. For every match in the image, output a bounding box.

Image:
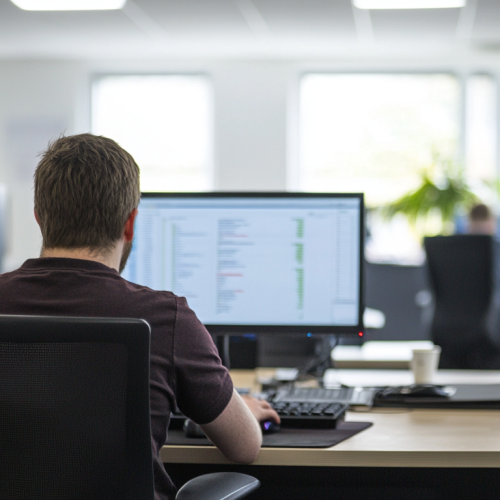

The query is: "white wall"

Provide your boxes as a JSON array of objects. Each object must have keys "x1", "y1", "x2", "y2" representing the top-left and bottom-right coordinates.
[
  {"x1": 212, "y1": 61, "x2": 290, "y2": 191},
  {"x1": 0, "y1": 55, "x2": 500, "y2": 270},
  {"x1": 0, "y1": 59, "x2": 298, "y2": 270},
  {"x1": 0, "y1": 61, "x2": 88, "y2": 270}
]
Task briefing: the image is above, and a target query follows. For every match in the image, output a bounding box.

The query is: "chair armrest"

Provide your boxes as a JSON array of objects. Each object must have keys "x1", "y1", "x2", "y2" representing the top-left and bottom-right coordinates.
[{"x1": 176, "y1": 472, "x2": 260, "y2": 500}]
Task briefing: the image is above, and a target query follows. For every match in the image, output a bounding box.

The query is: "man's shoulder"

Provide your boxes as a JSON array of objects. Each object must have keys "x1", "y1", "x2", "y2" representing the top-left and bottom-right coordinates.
[
  {"x1": 0, "y1": 266, "x2": 28, "y2": 284},
  {"x1": 118, "y1": 277, "x2": 179, "y2": 303},
  {"x1": 0, "y1": 258, "x2": 184, "y2": 318}
]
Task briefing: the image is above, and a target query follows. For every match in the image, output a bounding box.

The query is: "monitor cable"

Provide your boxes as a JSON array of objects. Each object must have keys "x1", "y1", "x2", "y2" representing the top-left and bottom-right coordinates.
[{"x1": 296, "y1": 335, "x2": 338, "y2": 382}]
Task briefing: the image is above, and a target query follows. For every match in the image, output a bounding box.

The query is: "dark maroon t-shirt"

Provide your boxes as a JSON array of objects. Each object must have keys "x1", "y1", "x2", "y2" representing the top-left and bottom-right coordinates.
[{"x1": 0, "y1": 257, "x2": 234, "y2": 500}]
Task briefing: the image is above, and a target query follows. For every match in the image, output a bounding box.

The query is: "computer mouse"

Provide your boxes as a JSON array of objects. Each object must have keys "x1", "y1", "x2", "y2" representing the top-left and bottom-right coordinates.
[
  {"x1": 402, "y1": 384, "x2": 451, "y2": 398},
  {"x1": 183, "y1": 419, "x2": 207, "y2": 438},
  {"x1": 260, "y1": 420, "x2": 281, "y2": 434}
]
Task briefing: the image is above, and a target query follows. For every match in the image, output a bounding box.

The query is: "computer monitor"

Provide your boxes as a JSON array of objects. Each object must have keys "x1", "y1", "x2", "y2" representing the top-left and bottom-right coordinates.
[{"x1": 122, "y1": 192, "x2": 364, "y2": 336}]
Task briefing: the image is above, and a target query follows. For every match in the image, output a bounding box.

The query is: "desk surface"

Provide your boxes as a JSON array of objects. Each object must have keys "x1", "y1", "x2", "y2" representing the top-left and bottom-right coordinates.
[
  {"x1": 161, "y1": 369, "x2": 500, "y2": 469},
  {"x1": 324, "y1": 368, "x2": 500, "y2": 387}
]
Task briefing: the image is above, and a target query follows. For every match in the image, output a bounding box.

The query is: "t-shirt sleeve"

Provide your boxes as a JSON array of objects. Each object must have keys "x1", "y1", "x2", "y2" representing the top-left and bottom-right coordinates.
[{"x1": 172, "y1": 296, "x2": 234, "y2": 425}]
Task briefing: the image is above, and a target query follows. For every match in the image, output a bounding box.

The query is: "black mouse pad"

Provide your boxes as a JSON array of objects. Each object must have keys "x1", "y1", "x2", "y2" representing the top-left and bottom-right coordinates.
[
  {"x1": 167, "y1": 421, "x2": 372, "y2": 448},
  {"x1": 374, "y1": 384, "x2": 500, "y2": 409}
]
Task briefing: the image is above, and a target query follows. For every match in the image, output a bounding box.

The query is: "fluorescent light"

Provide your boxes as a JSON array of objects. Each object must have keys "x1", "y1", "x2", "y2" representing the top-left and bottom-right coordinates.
[
  {"x1": 354, "y1": 0, "x2": 466, "y2": 9},
  {"x1": 10, "y1": 0, "x2": 126, "y2": 10}
]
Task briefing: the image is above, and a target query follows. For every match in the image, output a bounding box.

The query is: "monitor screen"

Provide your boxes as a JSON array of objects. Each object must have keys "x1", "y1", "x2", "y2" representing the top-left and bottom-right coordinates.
[{"x1": 122, "y1": 193, "x2": 364, "y2": 335}]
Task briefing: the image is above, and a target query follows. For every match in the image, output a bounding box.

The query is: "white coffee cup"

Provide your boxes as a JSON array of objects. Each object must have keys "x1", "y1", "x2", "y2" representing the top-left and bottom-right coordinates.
[{"x1": 410, "y1": 346, "x2": 441, "y2": 384}]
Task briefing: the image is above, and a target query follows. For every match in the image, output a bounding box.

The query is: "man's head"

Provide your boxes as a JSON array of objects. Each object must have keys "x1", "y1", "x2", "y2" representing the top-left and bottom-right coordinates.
[
  {"x1": 468, "y1": 203, "x2": 496, "y2": 236},
  {"x1": 34, "y1": 134, "x2": 140, "y2": 259}
]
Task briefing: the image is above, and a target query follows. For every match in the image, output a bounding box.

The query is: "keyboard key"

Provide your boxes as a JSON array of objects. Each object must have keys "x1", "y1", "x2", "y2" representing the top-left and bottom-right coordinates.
[{"x1": 268, "y1": 400, "x2": 348, "y2": 429}]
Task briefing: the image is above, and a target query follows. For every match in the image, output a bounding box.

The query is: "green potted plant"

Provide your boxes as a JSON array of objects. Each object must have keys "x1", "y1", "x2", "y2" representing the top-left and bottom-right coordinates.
[{"x1": 383, "y1": 153, "x2": 478, "y2": 237}]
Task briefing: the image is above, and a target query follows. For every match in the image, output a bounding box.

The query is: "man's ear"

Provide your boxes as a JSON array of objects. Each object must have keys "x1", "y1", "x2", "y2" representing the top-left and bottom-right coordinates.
[
  {"x1": 123, "y1": 208, "x2": 138, "y2": 242},
  {"x1": 34, "y1": 210, "x2": 41, "y2": 226}
]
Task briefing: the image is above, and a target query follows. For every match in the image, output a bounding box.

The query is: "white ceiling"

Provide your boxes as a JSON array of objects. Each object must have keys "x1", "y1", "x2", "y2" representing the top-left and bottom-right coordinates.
[{"x1": 0, "y1": 0, "x2": 499, "y2": 60}]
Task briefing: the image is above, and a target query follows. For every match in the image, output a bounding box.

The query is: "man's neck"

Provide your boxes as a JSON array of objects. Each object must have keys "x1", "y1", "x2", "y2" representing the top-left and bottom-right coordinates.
[{"x1": 40, "y1": 247, "x2": 121, "y2": 272}]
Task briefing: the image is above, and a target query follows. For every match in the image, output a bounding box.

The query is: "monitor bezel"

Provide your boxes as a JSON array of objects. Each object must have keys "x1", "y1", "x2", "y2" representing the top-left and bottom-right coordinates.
[{"x1": 139, "y1": 192, "x2": 365, "y2": 336}]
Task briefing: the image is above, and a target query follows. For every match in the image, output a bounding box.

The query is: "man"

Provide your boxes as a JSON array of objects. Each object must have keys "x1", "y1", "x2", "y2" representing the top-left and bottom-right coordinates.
[
  {"x1": 468, "y1": 203, "x2": 497, "y2": 236},
  {"x1": 0, "y1": 133, "x2": 279, "y2": 500}
]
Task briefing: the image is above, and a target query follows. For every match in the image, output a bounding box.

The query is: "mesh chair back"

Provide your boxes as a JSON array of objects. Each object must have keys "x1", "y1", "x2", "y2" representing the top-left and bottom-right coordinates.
[
  {"x1": 424, "y1": 235, "x2": 499, "y2": 368},
  {"x1": 425, "y1": 235, "x2": 492, "y2": 327},
  {"x1": 0, "y1": 315, "x2": 153, "y2": 500}
]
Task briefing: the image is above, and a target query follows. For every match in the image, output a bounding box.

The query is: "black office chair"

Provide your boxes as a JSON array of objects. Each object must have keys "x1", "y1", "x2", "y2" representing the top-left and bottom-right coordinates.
[
  {"x1": 0, "y1": 315, "x2": 259, "y2": 500},
  {"x1": 364, "y1": 261, "x2": 431, "y2": 340},
  {"x1": 424, "y1": 235, "x2": 500, "y2": 369}
]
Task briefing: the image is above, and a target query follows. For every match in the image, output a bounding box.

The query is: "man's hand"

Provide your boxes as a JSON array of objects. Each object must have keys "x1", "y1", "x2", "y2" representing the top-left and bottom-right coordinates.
[{"x1": 241, "y1": 394, "x2": 281, "y2": 424}]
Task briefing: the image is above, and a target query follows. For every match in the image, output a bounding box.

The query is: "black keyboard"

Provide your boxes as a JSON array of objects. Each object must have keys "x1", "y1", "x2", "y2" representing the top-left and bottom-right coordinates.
[
  {"x1": 269, "y1": 400, "x2": 348, "y2": 429},
  {"x1": 272, "y1": 386, "x2": 375, "y2": 406}
]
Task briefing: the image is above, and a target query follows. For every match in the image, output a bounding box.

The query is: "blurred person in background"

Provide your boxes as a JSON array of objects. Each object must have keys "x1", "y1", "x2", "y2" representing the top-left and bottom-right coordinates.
[{"x1": 468, "y1": 203, "x2": 497, "y2": 236}]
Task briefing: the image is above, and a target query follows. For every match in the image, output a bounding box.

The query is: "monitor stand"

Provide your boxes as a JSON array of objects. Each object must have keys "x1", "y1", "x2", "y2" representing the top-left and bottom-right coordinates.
[{"x1": 217, "y1": 334, "x2": 338, "y2": 380}]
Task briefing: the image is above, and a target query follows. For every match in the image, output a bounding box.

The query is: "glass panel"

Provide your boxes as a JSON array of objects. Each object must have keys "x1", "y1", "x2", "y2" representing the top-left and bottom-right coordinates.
[{"x1": 92, "y1": 75, "x2": 212, "y2": 192}]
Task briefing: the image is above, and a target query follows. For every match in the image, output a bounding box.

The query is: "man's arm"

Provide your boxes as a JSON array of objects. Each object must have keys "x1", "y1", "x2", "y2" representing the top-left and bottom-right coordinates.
[
  {"x1": 171, "y1": 298, "x2": 279, "y2": 463},
  {"x1": 199, "y1": 389, "x2": 280, "y2": 464}
]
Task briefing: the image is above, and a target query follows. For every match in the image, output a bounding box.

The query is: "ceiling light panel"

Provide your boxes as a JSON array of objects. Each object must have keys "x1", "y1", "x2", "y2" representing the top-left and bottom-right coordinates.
[
  {"x1": 354, "y1": 0, "x2": 466, "y2": 9},
  {"x1": 10, "y1": 0, "x2": 126, "y2": 11}
]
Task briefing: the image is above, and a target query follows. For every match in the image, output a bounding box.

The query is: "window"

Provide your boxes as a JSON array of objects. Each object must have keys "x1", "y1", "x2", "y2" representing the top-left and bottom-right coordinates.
[
  {"x1": 92, "y1": 75, "x2": 212, "y2": 192},
  {"x1": 299, "y1": 73, "x2": 460, "y2": 207},
  {"x1": 298, "y1": 72, "x2": 498, "y2": 263}
]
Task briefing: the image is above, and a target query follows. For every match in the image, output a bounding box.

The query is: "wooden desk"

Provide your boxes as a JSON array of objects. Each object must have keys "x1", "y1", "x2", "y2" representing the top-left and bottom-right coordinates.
[
  {"x1": 324, "y1": 368, "x2": 500, "y2": 388},
  {"x1": 162, "y1": 369, "x2": 500, "y2": 499},
  {"x1": 162, "y1": 409, "x2": 500, "y2": 469}
]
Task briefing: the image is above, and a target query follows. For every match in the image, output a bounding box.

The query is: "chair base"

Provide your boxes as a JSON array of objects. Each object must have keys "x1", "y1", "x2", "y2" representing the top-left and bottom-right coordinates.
[{"x1": 176, "y1": 472, "x2": 260, "y2": 500}]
